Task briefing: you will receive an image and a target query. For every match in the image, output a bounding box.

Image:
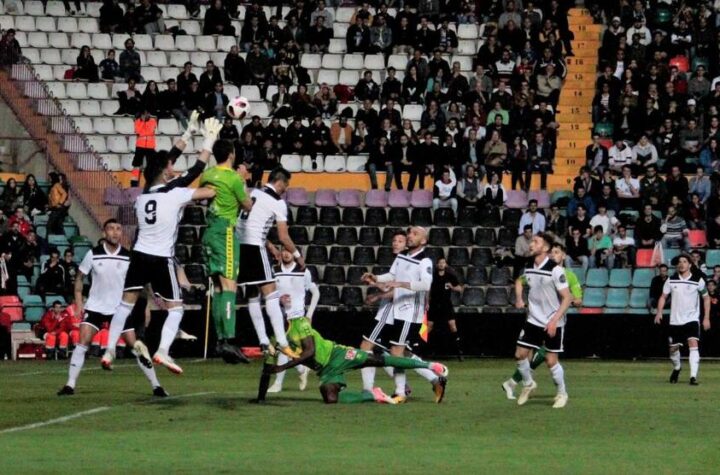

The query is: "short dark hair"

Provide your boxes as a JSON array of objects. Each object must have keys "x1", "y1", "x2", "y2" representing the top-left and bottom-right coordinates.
[
  {"x1": 143, "y1": 150, "x2": 174, "y2": 190},
  {"x1": 659, "y1": 264, "x2": 668, "y2": 270},
  {"x1": 523, "y1": 224, "x2": 533, "y2": 232},
  {"x1": 593, "y1": 225, "x2": 604, "y2": 233},
  {"x1": 51, "y1": 300, "x2": 62, "y2": 307},
  {"x1": 268, "y1": 167, "x2": 291, "y2": 184},
  {"x1": 212, "y1": 140, "x2": 234, "y2": 165},
  {"x1": 103, "y1": 218, "x2": 119, "y2": 228},
  {"x1": 528, "y1": 199, "x2": 538, "y2": 205},
  {"x1": 536, "y1": 232, "x2": 554, "y2": 250},
  {"x1": 392, "y1": 230, "x2": 407, "y2": 239},
  {"x1": 551, "y1": 242, "x2": 566, "y2": 253}
]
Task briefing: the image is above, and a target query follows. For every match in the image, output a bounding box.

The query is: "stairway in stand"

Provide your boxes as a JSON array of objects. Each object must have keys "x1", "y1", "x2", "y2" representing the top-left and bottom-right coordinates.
[{"x1": 550, "y1": 7, "x2": 601, "y2": 191}]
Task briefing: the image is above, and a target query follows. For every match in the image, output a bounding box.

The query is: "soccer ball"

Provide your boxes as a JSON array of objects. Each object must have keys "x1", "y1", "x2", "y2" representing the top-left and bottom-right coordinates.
[{"x1": 226, "y1": 96, "x2": 250, "y2": 120}]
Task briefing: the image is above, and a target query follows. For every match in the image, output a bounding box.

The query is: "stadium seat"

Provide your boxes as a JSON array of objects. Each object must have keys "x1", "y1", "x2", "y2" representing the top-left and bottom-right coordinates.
[
  {"x1": 497, "y1": 228, "x2": 515, "y2": 248},
  {"x1": 289, "y1": 226, "x2": 309, "y2": 245},
  {"x1": 343, "y1": 54, "x2": 364, "y2": 70},
  {"x1": 319, "y1": 208, "x2": 341, "y2": 226},
  {"x1": 182, "y1": 207, "x2": 206, "y2": 226},
  {"x1": 706, "y1": 250, "x2": 720, "y2": 267},
  {"x1": 321, "y1": 54, "x2": 343, "y2": 69},
  {"x1": 631, "y1": 268, "x2": 655, "y2": 288},
  {"x1": 285, "y1": 187, "x2": 310, "y2": 207},
  {"x1": 688, "y1": 230, "x2": 707, "y2": 248},
  {"x1": 586, "y1": 269, "x2": 609, "y2": 287},
  {"x1": 490, "y1": 267, "x2": 511, "y2": 286},
  {"x1": 411, "y1": 208, "x2": 432, "y2": 226},
  {"x1": 36, "y1": 17, "x2": 56, "y2": 32},
  {"x1": 324, "y1": 155, "x2": 346, "y2": 172},
  {"x1": 388, "y1": 208, "x2": 410, "y2": 226},
  {"x1": 365, "y1": 190, "x2": 388, "y2": 208},
  {"x1": 280, "y1": 154, "x2": 302, "y2": 173},
  {"x1": 665, "y1": 249, "x2": 680, "y2": 265},
  {"x1": 319, "y1": 286, "x2": 340, "y2": 306},
  {"x1": 107, "y1": 136, "x2": 128, "y2": 153},
  {"x1": 329, "y1": 247, "x2": 352, "y2": 265},
  {"x1": 466, "y1": 267, "x2": 487, "y2": 285},
  {"x1": 178, "y1": 226, "x2": 198, "y2": 245},
  {"x1": 296, "y1": 207, "x2": 318, "y2": 225},
  {"x1": 365, "y1": 208, "x2": 387, "y2": 226},
  {"x1": 93, "y1": 117, "x2": 114, "y2": 134},
  {"x1": 452, "y1": 228, "x2": 473, "y2": 246},
  {"x1": 306, "y1": 246, "x2": 328, "y2": 265},
  {"x1": 336, "y1": 227, "x2": 358, "y2": 246},
  {"x1": 478, "y1": 207, "x2": 501, "y2": 227},
  {"x1": 457, "y1": 207, "x2": 478, "y2": 227},
  {"x1": 41, "y1": 49, "x2": 62, "y2": 65},
  {"x1": 434, "y1": 208, "x2": 455, "y2": 226},
  {"x1": 301, "y1": 155, "x2": 324, "y2": 173},
  {"x1": 317, "y1": 70, "x2": 339, "y2": 85},
  {"x1": 505, "y1": 191, "x2": 529, "y2": 209},
  {"x1": 46, "y1": 82, "x2": 66, "y2": 99},
  {"x1": 347, "y1": 267, "x2": 368, "y2": 285},
  {"x1": 300, "y1": 53, "x2": 322, "y2": 69},
  {"x1": 551, "y1": 190, "x2": 573, "y2": 206},
  {"x1": 49, "y1": 32, "x2": 70, "y2": 49},
  {"x1": 606, "y1": 289, "x2": 629, "y2": 308},
  {"x1": 341, "y1": 207, "x2": 363, "y2": 226},
  {"x1": 528, "y1": 190, "x2": 551, "y2": 208},
  {"x1": 337, "y1": 189, "x2": 361, "y2": 207},
  {"x1": 475, "y1": 228, "x2": 495, "y2": 247},
  {"x1": 630, "y1": 288, "x2": 649, "y2": 309},
  {"x1": 341, "y1": 287, "x2": 363, "y2": 307},
  {"x1": 402, "y1": 104, "x2": 423, "y2": 121},
  {"x1": 609, "y1": 269, "x2": 632, "y2": 288},
  {"x1": 388, "y1": 190, "x2": 411, "y2": 208},
  {"x1": 359, "y1": 227, "x2": 381, "y2": 247},
  {"x1": 196, "y1": 35, "x2": 216, "y2": 52},
  {"x1": 425, "y1": 247, "x2": 445, "y2": 263},
  {"x1": 376, "y1": 247, "x2": 396, "y2": 266},
  {"x1": 409, "y1": 190, "x2": 433, "y2": 208},
  {"x1": 312, "y1": 227, "x2": 334, "y2": 245},
  {"x1": 315, "y1": 189, "x2": 338, "y2": 207},
  {"x1": 485, "y1": 287, "x2": 509, "y2": 306},
  {"x1": 353, "y1": 246, "x2": 376, "y2": 265},
  {"x1": 323, "y1": 266, "x2": 346, "y2": 285},
  {"x1": 448, "y1": 248, "x2": 470, "y2": 267},
  {"x1": 470, "y1": 248, "x2": 492, "y2": 267},
  {"x1": 346, "y1": 155, "x2": 368, "y2": 172},
  {"x1": 582, "y1": 288, "x2": 606, "y2": 308},
  {"x1": 635, "y1": 249, "x2": 654, "y2": 268},
  {"x1": 429, "y1": 228, "x2": 451, "y2": 246}
]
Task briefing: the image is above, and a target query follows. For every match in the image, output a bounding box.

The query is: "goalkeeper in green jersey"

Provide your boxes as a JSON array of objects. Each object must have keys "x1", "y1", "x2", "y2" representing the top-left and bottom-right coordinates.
[
  {"x1": 502, "y1": 242, "x2": 583, "y2": 400},
  {"x1": 254, "y1": 295, "x2": 449, "y2": 404},
  {"x1": 200, "y1": 140, "x2": 253, "y2": 364}
]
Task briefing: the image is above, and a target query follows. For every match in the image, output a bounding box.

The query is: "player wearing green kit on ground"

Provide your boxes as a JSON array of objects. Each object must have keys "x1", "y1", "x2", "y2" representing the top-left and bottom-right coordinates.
[
  {"x1": 257, "y1": 295, "x2": 449, "y2": 404},
  {"x1": 502, "y1": 242, "x2": 583, "y2": 399},
  {"x1": 200, "y1": 140, "x2": 253, "y2": 364}
]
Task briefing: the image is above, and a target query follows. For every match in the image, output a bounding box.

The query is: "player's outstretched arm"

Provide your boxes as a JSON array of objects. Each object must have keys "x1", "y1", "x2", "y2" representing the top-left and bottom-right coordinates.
[
  {"x1": 276, "y1": 221, "x2": 304, "y2": 268},
  {"x1": 271, "y1": 336, "x2": 315, "y2": 373},
  {"x1": 192, "y1": 186, "x2": 216, "y2": 202},
  {"x1": 173, "y1": 110, "x2": 200, "y2": 151},
  {"x1": 306, "y1": 282, "x2": 320, "y2": 320},
  {"x1": 514, "y1": 277, "x2": 526, "y2": 308}
]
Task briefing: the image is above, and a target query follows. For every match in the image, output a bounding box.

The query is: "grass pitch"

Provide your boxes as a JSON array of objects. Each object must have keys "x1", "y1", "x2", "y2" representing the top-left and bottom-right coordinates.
[{"x1": 0, "y1": 358, "x2": 718, "y2": 474}]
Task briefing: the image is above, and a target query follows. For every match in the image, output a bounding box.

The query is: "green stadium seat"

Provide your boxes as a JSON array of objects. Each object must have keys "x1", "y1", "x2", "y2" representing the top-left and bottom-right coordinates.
[
  {"x1": 17, "y1": 285, "x2": 31, "y2": 300},
  {"x1": 627, "y1": 308, "x2": 649, "y2": 315},
  {"x1": 665, "y1": 249, "x2": 680, "y2": 265},
  {"x1": 63, "y1": 224, "x2": 79, "y2": 238},
  {"x1": 586, "y1": 268, "x2": 609, "y2": 287},
  {"x1": 594, "y1": 121, "x2": 613, "y2": 137},
  {"x1": 707, "y1": 250, "x2": 720, "y2": 267},
  {"x1": 69, "y1": 235, "x2": 91, "y2": 244},
  {"x1": 632, "y1": 269, "x2": 655, "y2": 288},
  {"x1": 605, "y1": 288, "x2": 629, "y2": 308},
  {"x1": 36, "y1": 225, "x2": 47, "y2": 239},
  {"x1": 655, "y1": 8, "x2": 671, "y2": 25},
  {"x1": 551, "y1": 190, "x2": 573, "y2": 206},
  {"x1": 571, "y1": 267, "x2": 586, "y2": 286},
  {"x1": 33, "y1": 214, "x2": 49, "y2": 225},
  {"x1": 24, "y1": 306, "x2": 44, "y2": 322},
  {"x1": 692, "y1": 57, "x2": 709, "y2": 72},
  {"x1": 46, "y1": 295, "x2": 67, "y2": 306},
  {"x1": 582, "y1": 288, "x2": 606, "y2": 307},
  {"x1": 74, "y1": 243, "x2": 92, "y2": 263},
  {"x1": 630, "y1": 288, "x2": 649, "y2": 308},
  {"x1": 12, "y1": 322, "x2": 31, "y2": 331},
  {"x1": 609, "y1": 269, "x2": 631, "y2": 288},
  {"x1": 17, "y1": 275, "x2": 29, "y2": 285}
]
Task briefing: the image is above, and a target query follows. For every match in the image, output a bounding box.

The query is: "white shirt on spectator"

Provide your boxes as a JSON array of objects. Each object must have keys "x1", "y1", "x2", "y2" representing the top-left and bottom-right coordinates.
[
  {"x1": 590, "y1": 213, "x2": 619, "y2": 235},
  {"x1": 518, "y1": 211, "x2": 546, "y2": 235},
  {"x1": 613, "y1": 235, "x2": 635, "y2": 248},
  {"x1": 435, "y1": 173, "x2": 457, "y2": 200},
  {"x1": 608, "y1": 143, "x2": 634, "y2": 171},
  {"x1": 626, "y1": 25, "x2": 651, "y2": 45},
  {"x1": 615, "y1": 177, "x2": 640, "y2": 198}
]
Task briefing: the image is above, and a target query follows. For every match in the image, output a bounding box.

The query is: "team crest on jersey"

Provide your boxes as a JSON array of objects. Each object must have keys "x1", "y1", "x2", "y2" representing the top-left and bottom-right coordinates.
[
  {"x1": 559, "y1": 274, "x2": 566, "y2": 283},
  {"x1": 344, "y1": 349, "x2": 357, "y2": 360},
  {"x1": 426, "y1": 266, "x2": 432, "y2": 274}
]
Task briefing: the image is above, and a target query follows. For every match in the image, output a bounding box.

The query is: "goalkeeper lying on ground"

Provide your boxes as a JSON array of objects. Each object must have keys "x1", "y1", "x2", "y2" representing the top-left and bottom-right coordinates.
[{"x1": 255, "y1": 295, "x2": 449, "y2": 404}]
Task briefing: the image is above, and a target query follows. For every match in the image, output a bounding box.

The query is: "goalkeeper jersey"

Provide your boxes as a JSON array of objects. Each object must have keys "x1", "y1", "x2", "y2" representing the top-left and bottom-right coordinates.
[
  {"x1": 565, "y1": 269, "x2": 583, "y2": 300},
  {"x1": 286, "y1": 317, "x2": 335, "y2": 368},
  {"x1": 200, "y1": 165, "x2": 247, "y2": 225}
]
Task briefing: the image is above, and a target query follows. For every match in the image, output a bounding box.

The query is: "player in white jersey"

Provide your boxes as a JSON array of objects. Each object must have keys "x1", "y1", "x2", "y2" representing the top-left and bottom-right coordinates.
[
  {"x1": 57, "y1": 220, "x2": 167, "y2": 397},
  {"x1": 513, "y1": 233, "x2": 572, "y2": 408},
  {"x1": 655, "y1": 254, "x2": 711, "y2": 385},
  {"x1": 101, "y1": 117, "x2": 221, "y2": 375},
  {"x1": 266, "y1": 248, "x2": 320, "y2": 393},
  {"x1": 236, "y1": 167, "x2": 304, "y2": 357},
  {"x1": 361, "y1": 226, "x2": 437, "y2": 404}
]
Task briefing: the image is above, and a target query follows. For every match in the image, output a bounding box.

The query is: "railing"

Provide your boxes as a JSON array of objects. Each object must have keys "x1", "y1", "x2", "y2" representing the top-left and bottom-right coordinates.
[{"x1": 0, "y1": 60, "x2": 125, "y2": 234}]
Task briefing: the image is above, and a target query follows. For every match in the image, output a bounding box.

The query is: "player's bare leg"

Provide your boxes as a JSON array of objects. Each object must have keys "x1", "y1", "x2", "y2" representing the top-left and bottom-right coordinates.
[
  {"x1": 515, "y1": 346, "x2": 537, "y2": 406},
  {"x1": 669, "y1": 343, "x2": 682, "y2": 383},
  {"x1": 546, "y1": 351, "x2": 567, "y2": 408}
]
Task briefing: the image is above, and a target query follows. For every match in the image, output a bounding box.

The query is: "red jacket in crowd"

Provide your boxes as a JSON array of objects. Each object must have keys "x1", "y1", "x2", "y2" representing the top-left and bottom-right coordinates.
[{"x1": 38, "y1": 309, "x2": 73, "y2": 335}]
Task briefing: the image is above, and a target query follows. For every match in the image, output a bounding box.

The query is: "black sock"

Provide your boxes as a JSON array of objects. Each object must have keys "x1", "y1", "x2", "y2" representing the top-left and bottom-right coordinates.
[{"x1": 256, "y1": 363, "x2": 273, "y2": 401}]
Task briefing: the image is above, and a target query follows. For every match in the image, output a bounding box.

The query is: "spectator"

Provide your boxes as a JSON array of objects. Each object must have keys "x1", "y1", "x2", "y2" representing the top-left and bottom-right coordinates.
[
  {"x1": 203, "y1": 82, "x2": 229, "y2": 121},
  {"x1": 134, "y1": 0, "x2": 165, "y2": 35},
  {"x1": 141, "y1": 80, "x2": 160, "y2": 116},
  {"x1": 483, "y1": 172, "x2": 507, "y2": 208},
  {"x1": 381, "y1": 67, "x2": 402, "y2": 103},
  {"x1": 61, "y1": 249, "x2": 77, "y2": 301},
  {"x1": 367, "y1": 136, "x2": 393, "y2": 191},
  {"x1": 349, "y1": 119, "x2": 372, "y2": 155},
  {"x1": 565, "y1": 227, "x2": 590, "y2": 275},
  {"x1": 131, "y1": 110, "x2": 157, "y2": 187},
  {"x1": 0, "y1": 29, "x2": 21, "y2": 66},
  {"x1": 392, "y1": 134, "x2": 417, "y2": 191},
  {"x1": 589, "y1": 225, "x2": 614, "y2": 269},
  {"x1": 433, "y1": 169, "x2": 458, "y2": 213},
  {"x1": 508, "y1": 136, "x2": 528, "y2": 191},
  {"x1": 648, "y1": 264, "x2": 669, "y2": 310},
  {"x1": 0, "y1": 248, "x2": 17, "y2": 296},
  {"x1": 535, "y1": 64, "x2": 561, "y2": 107},
  {"x1": 0, "y1": 178, "x2": 22, "y2": 214},
  {"x1": 75, "y1": 46, "x2": 99, "y2": 83},
  {"x1": 665, "y1": 165, "x2": 689, "y2": 202},
  {"x1": 223, "y1": 46, "x2": 247, "y2": 86},
  {"x1": 420, "y1": 100, "x2": 446, "y2": 137},
  {"x1": 355, "y1": 71, "x2": 380, "y2": 103},
  {"x1": 689, "y1": 167, "x2": 711, "y2": 204},
  {"x1": 182, "y1": 80, "x2": 204, "y2": 117},
  {"x1": 417, "y1": 0, "x2": 440, "y2": 24},
  {"x1": 679, "y1": 118, "x2": 703, "y2": 165},
  {"x1": 119, "y1": 39, "x2": 142, "y2": 83},
  {"x1": 47, "y1": 173, "x2": 70, "y2": 235},
  {"x1": 661, "y1": 205, "x2": 689, "y2": 251},
  {"x1": 219, "y1": 116, "x2": 239, "y2": 142},
  {"x1": 329, "y1": 116, "x2": 352, "y2": 155},
  {"x1": 305, "y1": 16, "x2": 331, "y2": 53},
  {"x1": 369, "y1": 15, "x2": 393, "y2": 55},
  {"x1": 567, "y1": 186, "x2": 596, "y2": 218},
  {"x1": 115, "y1": 79, "x2": 142, "y2": 117},
  {"x1": 612, "y1": 225, "x2": 636, "y2": 268},
  {"x1": 99, "y1": 49, "x2": 122, "y2": 82},
  {"x1": 246, "y1": 43, "x2": 271, "y2": 87},
  {"x1": 310, "y1": 0, "x2": 334, "y2": 25},
  {"x1": 514, "y1": 225, "x2": 534, "y2": 278},
  {"x1": 307, "y1": 114, "x2": 332, "y2": 161},
  {"x1": 414, "y1": 17, "x2": 437, "y2": 55},
  {"x1": 21, "y1": 175, "x2": 47, "y2": 217},
  {"x1": 176, "y1": 62, "x2": 198, "y2": 95},
  {"x1": 608, "y1": 139, "x2": 634, "y2": 173},
  {"x1": 639, "y1": 164, "x2": 666, "y2": 209},
  {"x1": 615, "y1": 166, "x2": 640, "y2": 210},
  {"x1": 590, "y1": 204, "x2": 619, "y2": 236},
  {"x1": 99, "y1": 0, "x2": 124, "y2": 33},
  {"x1": 37, "y1": 249, "x2": 65, "y2": 299},
  {"x1": 347, "y1": 16, "x2": 370, "y2": 54},
  {"x1": 690, "y1": 250, "x2": 708, "y2": 277},
  {"x1": 455, "y1": 165, "x2": 481, "y2": 209},
  {"x1": 199, "y1": 61, "x2": 223, "y2": 96},
  {"x1": 546, "y1": 204, "x2": 566, "y2": 238},
  {"x1": 527, "y1": 131, "x2": 553, "y2": 190},
  {"x1": 236, "y1": 132, "x2": 263, "y2": 187},
  {"x1": 7, "y1": 207, "x2": 32, "y2": 239},
  {"x1": 204, "y1": 0, "x2": 235, "y2": 36},
  {"x1": 0, "y1": 304, "x2": 10, "y2": 360},
  {"x1": 416, "y1": 132, "x2": 440, "y2": 188},
  {"x1": 635, "y1": 205, "x2": 662, "y2": 249},
  {"x1": 158, "y1": 79, "x2": 187, "y2": 128},
  {"x1": 270, "y1": 84, "x2": 292, "y2": 118},
  {"x1": 403, "y1": 65, "x2": 426, "y2": 104},
  {"x1": 573, "y1": 167, "x2": 602, "y2": 199},
  {"x1": 568, "y1": 204, "x2": 592, "y2": 238},
  {"x1": 631, "y1": 135, "x2": 658, "y2": 169},
  {"x1": 517, "y1": 199, "x2": 545, "y2": 235},
  {"x1": 483, "y1": 129, "x2": 507, "y2": 178},
  {"x1": 37, "y1": 300, "x2": 76, "y2": 359}
]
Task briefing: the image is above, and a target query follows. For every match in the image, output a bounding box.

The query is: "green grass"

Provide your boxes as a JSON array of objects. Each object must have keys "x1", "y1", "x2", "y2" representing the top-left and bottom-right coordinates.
[{"x1": 0, "y1": 358, "x2": 718, "y2": 474}]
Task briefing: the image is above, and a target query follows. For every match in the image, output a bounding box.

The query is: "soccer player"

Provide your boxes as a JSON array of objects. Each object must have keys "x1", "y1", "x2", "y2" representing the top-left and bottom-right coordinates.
[
  {"x1": 101, "y1": 117, "x2": 222, "y2": 375},
  {"x1": 361, "y1": 226, "x2": 434, "y2": 404},
  {"x1": 265, "y1": 294, "x2": 448, "y2": 404},
  {"x1": 512, "y1": 233, "x2": 573, "y2": 408},
  {"x1": 236, "y1": 167, "x2": 304, "y2": 357},
  {"x1": 502, "y1": 242, "x2": 582, "y2": 400},
  {"x1": 199, "y1": 139, "x2": 253, "y2": 364},
  {"x1": 57, "y1": 220, "x2": 167, "y2": 397},
  {"x1": 427, "y1": 257, "x2": 465, "y2": 360},
  {"x1": 267, "y1": 247, "x2": 320, "y2": 393},
  {"x1": 654, "y1": 254, "x2": 711, "y2": 385}
]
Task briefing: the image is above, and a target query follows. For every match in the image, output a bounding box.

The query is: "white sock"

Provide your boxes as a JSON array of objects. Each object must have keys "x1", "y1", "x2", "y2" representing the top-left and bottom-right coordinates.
[
  {"x1": 550, "y1": 363, "x2": 566, "y2": 395},
  {"x1": 137, "y1": 356, "x2": 161, "y2": 388},
  {"x1": 66, "y1": 344, "x2": 87, "y2": 388},
  {"x1": 296, "y1": 365, "x2": 307, "y2": 374},
  {"x1": 670, "y1": 349, "x2": 682, "y2": 370},
  {"x1": 158, "y1": 307, "x2": 183, "y2": 354},
  {"x1": 506, "y1": 378, "x2": 518, "y2": 387},
  {"x1": 106, "y1": 301, "x2": 134, "y2": 354},
  {"x1": 394, "y1": 370, "x2": 407, "y2": 396},
  {"x1": 274, "y1": 353, "x2": 289, "y2": 387},
  {"x1": 383, "y1": 365, "x2": 394, "y2": 378},
  {"x1": 248, "y1": 297, "x2": 269, "y2": 346},
  {"x1": 265, "y1": 292, "x2": 289, "y2": 348},
  {"x1": 689, "y1": 347, "x2": 700, "y2": 378},
  {"x1": 411, "y1": 354, "x2": 437, "y2": 383},
  {"x1": 517, "y1": 358, "x2": 533, "y2": 386},
  {"x1": 361, "y1": 366, "x2": 376, "y2": 392}
]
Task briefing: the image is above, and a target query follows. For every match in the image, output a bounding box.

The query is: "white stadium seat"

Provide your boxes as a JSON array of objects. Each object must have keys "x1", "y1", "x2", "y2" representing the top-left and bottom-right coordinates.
[
  {"x1": 112, "y1": 35, "x2": 129, "y2": 50},
  {"x1": 457, "y1": 40, "x2": 476, "y2": 55},
  {"x1": 321, "y1": 54, "x2": 342, "y2": 69},
  {"x1": 93, "y1": 117, "x2": 115, "y2": 134},
  {"x1": 328, "y1": 39, "x2": 346, "y2": 54},
  {"x1": 300, "y1": 53, "x2": 321, "y2": 69},
  {"x1": 302, "y1": 155, "x2": 324, "y2": 173},
  {"x1": 91, "y1": 34, "x2": 112, "y2": 50},
  {"x1": 53, "y1": 65, "x2": 69, "y2": 80},
  {"x1": 87, "y1": 136, "x2": 107, "y2": 153},
  {"x1": 142, "y1": 67, "x2": 161, "y2": 82},
  {"x1": 114, "y1": 118, "x2": 135, "y2": 135},
  {"x1": 34, "y1": 65, "x2": 53, "y2": 81},
  {"x1": 146, "y1": 51, "x2": 168, "y2": 67},
  {"x1": 14, "y1": 31, "x2": 28, "y2": 48},
  {"x1": 57, "y1": 17, "x2": 78, "y2": 32},
  {"x1": 338, "y1": 70, "x2": 359, "y2": 85},
  {"x1": 388, "y1": 54, "x2": 408, "y2": 71},
  {"x1": 223, "y1": 84, "x2": 239, "y2": 98},
  {"x1": 50, "y1": 33, "x2": 70, "y2": 49},
  {"x1": 100, "y1": 154, "x2": 122, "y2": 171},
  {"x1": 316, "y1": 70, "x2": 338, "y2": 85},
  {"x1": 403, "y1": 104, "x2": 424, "y2": 121},
  {"x1": 154, "y1": 35, "x2": 175, "y2": 51},
  {"x1": 28, "y1": 33, "x2": 48, "y2": 49},
  {"x1": 210, "y1": 52, "x2": 225, "y2": 66},
  {"x1": 196, "y1": 35, "x2": 216, "y2": 52},
  {"x1": 0, "y1": 16, "x2": 15, "y2": 32},
  {"x1": 168, "y1": 51, "x2": 190, "y2": 67},
  {"x1": 346, "y1": 155, "x2": 368, "y2": 173},
  {"x1": 46, "y1": 82, "x2": 66, "y2": 99},
  {"x1": 23, "y1": 48, "x2": 40, "y2": 64},
  {"x1": 101, "y1": 100, "x2": 118, "y2": 116},
  {"x1": 280, "y1": 154, "x2": 302, "y2": 173},
  {"x1": 107, "y1": 136, "x2": 128, "y2": 153},
  {"x1": 217, "y1": 36, "x2": 236, "y2": 52},
  {"x1": 61, "y1": 49, "x2": 77, "y2": 66},
  {"x1": 120, "y1": 154, "x2": 135, "y2": 171},
  {"x1": 343, "y1": 54, "x2": 364, "y2": 70},
  {"x1": 172, "y1": 155, "x2": 188, "y2": 172},
  {"x1": 15, "y1": 17, "x2": 36, "y2": 33},
  {"x1": 335, "y1": 7, "x2": 354, "y2": 22},
  {"x1": 240, "y1": 85, "x2": 261, "y2": 101},
  {"x1": 41, "y1": 49, "x2": 62, "y2": 64},
  {"x1": 332, "y1": 23, "x2": 348, "y2": 39},
  {"x1": 265, "y1": 85, "x2": 278, "y2": 101},
  {"x1": 157, "y1": 119, "x2": 180, "y2": 136},
  {"x1": 249, "y1": 101, "x2": 270, "y2": 118},
  {"x1": 168, "y1": 4, "x2": 188, "y2": 19},
  {"x1": 323, "y1": 155, "x2": 346, "y2": 172},
  {"x1": 79, "y1": 18, "x2": 99, "y2": 33},
  {"x1": 133, "y1": 34, "x2": 153, "y2": 50},
  {"x1": 80, "y1": 100, "x2": 102, "y2": 117},
  {"x1": 71, "y1": 117, "x2": 92, "y2": 133},
  {"x1": 452, "y1": 55, "x2": 473, "y2": 72},
  {"x1": 25, "y1": 1, "x2": 45, "y2": 15},
  {"x1": 71, "y1": 32, "x2": 91, "y2": 49},
  {"x1": 189, "y1": 52, "x2": 210, "y2": 66},
  {"x1": 86, "y1": 2, "x2": 103, "y2": 17},
  {"x1": 159, "y1": 67, "x2": 177, "y2": 82},
  {"x1": 87, "y1": 83, "x2": 109, "y2": 99},
  {"x1": 36, "y1": 17, "x2": 57, "y2": 32},
  {"x1": 457, "y1": 24, "x2": 478, "y2": 39},
  {"x1": 175, "y1": 36, "x2": 196, "y2": 52},
  {"x1": 156, "y1": 136, "x2": 173, "y2": 151},
  {"x1": 66, "y1": 82, "x2": 88, "y2": 99},
  {"x1": 364, "y1": 54, "x2": 385, "y2": 70}
]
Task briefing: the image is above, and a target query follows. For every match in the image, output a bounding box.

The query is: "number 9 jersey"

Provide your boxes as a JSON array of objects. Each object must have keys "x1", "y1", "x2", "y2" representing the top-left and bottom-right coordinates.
[{"x1": 134, "y1": 186, "x2": 196, "y2": 257}]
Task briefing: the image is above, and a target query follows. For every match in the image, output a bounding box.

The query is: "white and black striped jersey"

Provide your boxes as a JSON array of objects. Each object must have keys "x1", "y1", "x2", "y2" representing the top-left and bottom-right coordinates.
[
  {"x1": 134, "y1": 186, "x2": 195, "y2": 257},
  {"x1": 663, "y1": 272, "x2": 708, "y2": 325},
  {"x1": 78, "y1": 243, "x2": 131, "y2": 315},
  {"x1": 381, "y1": 248, "x2": 433, "y2": 324},
  {"x1": 236, "y1": 185, "x2": 288, "y2": 246},
  {"x1": 275, "y1": 263, "x2": 316, "y2": 319},
  {"x1": 524, "y1": 257, "x2": 569, "y2": 328}
]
